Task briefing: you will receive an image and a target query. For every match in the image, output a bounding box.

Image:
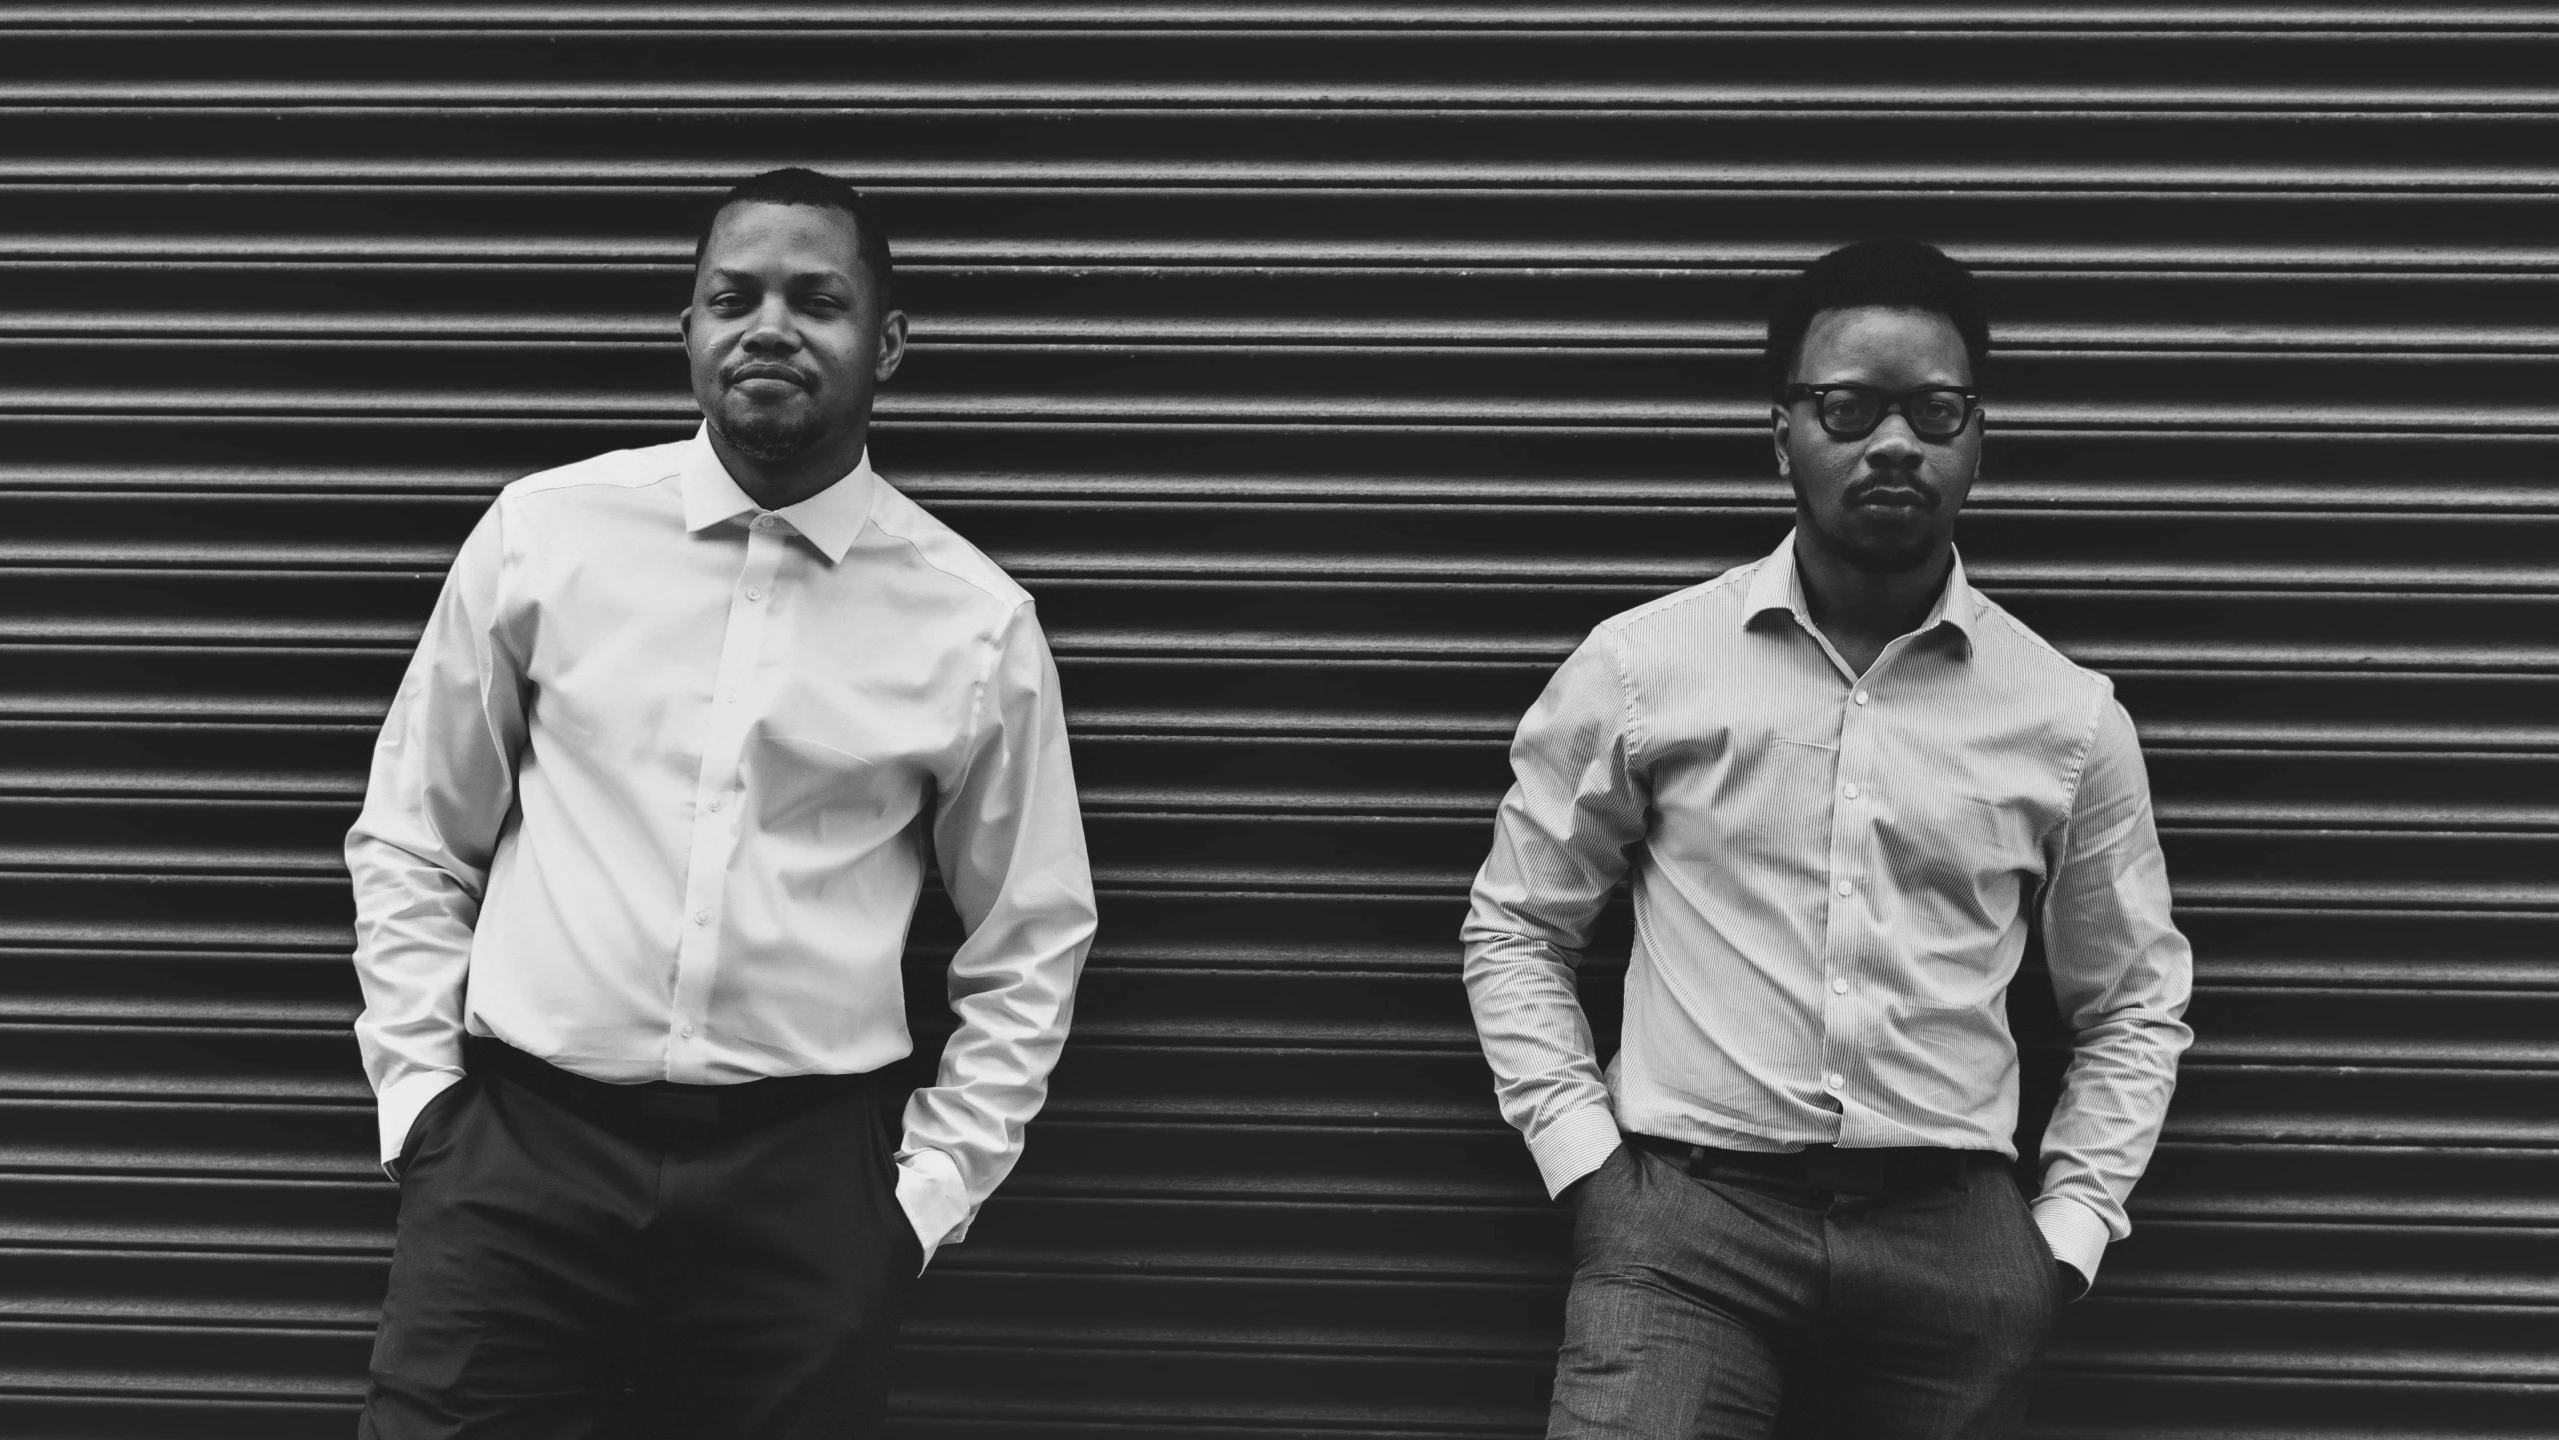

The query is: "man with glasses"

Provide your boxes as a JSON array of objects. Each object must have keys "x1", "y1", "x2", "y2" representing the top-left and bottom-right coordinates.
[{"x1": 1462, "y1": 240, "x2": 2192, "y2": 1438}]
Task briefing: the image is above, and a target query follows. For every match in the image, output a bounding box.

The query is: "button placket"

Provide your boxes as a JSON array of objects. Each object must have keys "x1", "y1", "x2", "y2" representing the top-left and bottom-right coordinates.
[
  {"x1": 669, "y1": 519, "x2": 787, "y2": 1079},
  {"x1": 1819, "y1": 668, "x2": 1871, "y2": 1130}
]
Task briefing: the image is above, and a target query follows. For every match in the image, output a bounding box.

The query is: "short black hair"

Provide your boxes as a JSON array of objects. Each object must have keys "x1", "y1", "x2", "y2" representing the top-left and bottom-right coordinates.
[
  {"x1": 1764, "y1": 239, "x2": 1987, "y2": 397},
  {"x1": 693, "y1": 167, "x2": 896, "y2": 308}
]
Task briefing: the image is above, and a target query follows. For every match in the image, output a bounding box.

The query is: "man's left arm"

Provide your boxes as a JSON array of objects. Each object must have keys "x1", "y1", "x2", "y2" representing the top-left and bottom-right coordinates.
[
  {"x1": 904, "y1": 600, "x2": 1098, "y2": 1270},
  {"x1": 2035, "y1": 693, "x2": 2196, "y2": 1298}
]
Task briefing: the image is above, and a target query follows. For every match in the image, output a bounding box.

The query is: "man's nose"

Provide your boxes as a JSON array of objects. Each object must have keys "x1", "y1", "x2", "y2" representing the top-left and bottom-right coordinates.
[
  {"x1": 1863, "y1": 412, "x2": 1926, "y2": 465},
  {"x1": 741, "y1": 296, "x2": 801, "y2": 351}
]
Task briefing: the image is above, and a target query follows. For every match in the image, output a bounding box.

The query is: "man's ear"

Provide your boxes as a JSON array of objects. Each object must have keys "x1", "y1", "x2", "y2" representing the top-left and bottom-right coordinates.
[
  {"x1": 677, "y1": 306, "x2": 694, "y2": 354},
  {"x1": 1771, "y1": 404, "x2": 1792, "y2": 480},
  {"x1": 874, "y1": 310, "x2": 910, "y2": 384}
]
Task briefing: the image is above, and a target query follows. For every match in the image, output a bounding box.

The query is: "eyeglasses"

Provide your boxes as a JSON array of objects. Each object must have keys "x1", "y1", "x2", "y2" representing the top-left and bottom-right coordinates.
[{"x1": 1781, "y1": 384, "x2": 1981, "y2": 442}]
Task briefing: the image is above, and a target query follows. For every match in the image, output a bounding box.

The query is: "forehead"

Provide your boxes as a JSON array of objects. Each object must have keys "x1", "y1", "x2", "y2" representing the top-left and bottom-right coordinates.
[
  {"x1": 700, "y1": 200, "x2": 864, "y2": 277},
  {"x1": 1795, "y1": 306, "x2": 1972, "y2": 385}
]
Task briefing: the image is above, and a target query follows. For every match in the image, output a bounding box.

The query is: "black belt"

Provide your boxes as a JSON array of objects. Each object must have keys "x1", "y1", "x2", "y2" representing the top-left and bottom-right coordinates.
[
  {"x1": 1630, "y1": 1132, "x2": 1986, "y2": 1196},
  {"x1": 463, "y1": 1034, "x2": 880, "y2": 1138}
]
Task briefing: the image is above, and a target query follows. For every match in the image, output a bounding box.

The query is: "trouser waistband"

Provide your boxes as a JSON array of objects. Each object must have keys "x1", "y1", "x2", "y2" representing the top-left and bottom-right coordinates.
[
  {"x1": 1629, "y1": 1132, "x2": 1994, "y2": 1197},
  {"x1": 462, "y1": 1034, "x2": 880, "y2": 1137}
]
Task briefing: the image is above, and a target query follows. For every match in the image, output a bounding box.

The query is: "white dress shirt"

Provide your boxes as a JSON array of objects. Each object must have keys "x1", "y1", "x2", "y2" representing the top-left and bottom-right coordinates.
[
  {"x1": 1462, "y1": 531, "x2": 2193, "y2": 1285},
  {"x1": 346, "y1": 426, "x2": 1096, "y2": 1265}
]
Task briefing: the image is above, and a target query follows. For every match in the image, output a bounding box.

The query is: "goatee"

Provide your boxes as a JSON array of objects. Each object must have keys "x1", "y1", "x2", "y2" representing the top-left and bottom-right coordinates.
[
  {"x1": 1789, "y1": 479, "x2": 1944, "y2": 576},
  {"x1": 711, "y1": 405, "x2": 820, "y2": 463},
  {"x1": 1828, "y1": 529, "x2": 1941, "y2": 575}
]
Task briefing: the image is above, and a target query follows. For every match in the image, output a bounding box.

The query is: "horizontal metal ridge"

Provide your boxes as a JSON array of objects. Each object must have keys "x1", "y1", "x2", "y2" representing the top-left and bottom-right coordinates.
[
  {"x1": 12, "y1": 6, "x2": 2559, "y2": 33},
  {"x1": 30, "y1": 88, "x2": 2559, "y2": 117},
  {"x1": 38, "y1": 233, "x2": 2559, "y2": 277},
  {"x1": 30, "y1": 395, "x2": 2559, "y2": 438},
  {"x1": 42, "y1": 313, "x2": 2559, "y2": 358},
  {"x1": 18, "y1": 133, "x2": 2559, "y2": 196}
]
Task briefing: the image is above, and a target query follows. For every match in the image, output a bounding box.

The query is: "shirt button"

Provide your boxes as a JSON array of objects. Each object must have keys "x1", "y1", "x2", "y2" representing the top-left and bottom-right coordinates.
[
  {"x1": 1843, "y1": 782, "x2": 1860, "y2": 799},
  {"x1": 680, "y1": 1024, "x2": 696, "y2": 1038},
  {"x1": 1826, "y1": 1073, "x2": 1846, "y2": 1092},
  {"x1": 707, "y1": 797, "x2": 723, "y2": 813},
  {"x1": 1832, "y1": 977, "x2": 1849, "y2": 994},
  {"x1": 691, "y1": 909, "x2": 709, "y2": 926},
  {"x1": 1836, "y1": 879, "x2": 1853, "y2": 898},
  {"x1": 753, "y1": 515, "x2": 774, "y2": 529},
  {"x1": 745, "y1": 586, "x2": 764, "y2": 601},
  {"x1": 1854, "y1": 689, "x2": 1871, "y2": 706}
]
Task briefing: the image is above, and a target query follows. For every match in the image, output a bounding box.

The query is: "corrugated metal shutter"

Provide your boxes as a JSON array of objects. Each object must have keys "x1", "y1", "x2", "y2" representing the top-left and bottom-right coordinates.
[{"x1": 4, "y1": 4, "x2": 2554, "y2": 1435}]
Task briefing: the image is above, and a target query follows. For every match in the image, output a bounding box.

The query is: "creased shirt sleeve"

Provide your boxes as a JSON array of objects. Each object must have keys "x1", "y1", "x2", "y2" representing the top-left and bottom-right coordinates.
[
  {"x1": 901, "y1": 600, "x2": 1098, "y2": 1266},
  {"x1": 344, "y1": 501, "x2": 530, "y2": 1171},
  {"x1": 1461, "y1": 628, "x2": 1650, "y2": 1198},
  {"x1": 2035, "y1": 694, "x2": 2196, "y2": 1284}
]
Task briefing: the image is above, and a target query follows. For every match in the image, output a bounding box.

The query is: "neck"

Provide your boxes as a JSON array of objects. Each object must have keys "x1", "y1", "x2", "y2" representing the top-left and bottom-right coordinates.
[
  {"x1": 1790, "y1": 523, "x2": 1954, "y2": 674},
  {"x1": 706, "y1": 416, "x2": 869, "y2": 512}
]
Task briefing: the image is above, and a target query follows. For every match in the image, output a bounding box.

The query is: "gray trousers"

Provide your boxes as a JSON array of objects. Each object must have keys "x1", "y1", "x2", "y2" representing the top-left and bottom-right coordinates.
[{"x1": 1549, "y1": 1143, "x2": 2060, "y2": 1440}]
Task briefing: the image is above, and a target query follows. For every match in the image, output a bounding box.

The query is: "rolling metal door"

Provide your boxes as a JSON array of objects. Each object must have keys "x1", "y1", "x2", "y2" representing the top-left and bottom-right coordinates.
[{"x1": 3, "y1": 4, "x2": 2555, "y2": 1435}]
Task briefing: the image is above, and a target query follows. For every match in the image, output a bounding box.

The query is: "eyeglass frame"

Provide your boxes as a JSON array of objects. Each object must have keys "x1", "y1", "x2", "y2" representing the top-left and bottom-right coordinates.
[{"x1": 1778, "y1": 383, "x2": 1983, "y2": 443}]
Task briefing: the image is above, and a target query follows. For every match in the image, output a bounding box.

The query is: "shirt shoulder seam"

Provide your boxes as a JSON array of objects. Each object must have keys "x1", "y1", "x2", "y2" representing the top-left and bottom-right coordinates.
[
  {"x1": 1596, "y1": 561, "x2": 1764, "y2": 767},
  {"x1": 502, "y1": 444, "x2": 687, "y2": 500},
  {"x1": 866, "y1": 490, "x2": 1032, "y2": 615},
  {"x1": 1600, "y1": 624, "x2": 1644, "y2": 766},
  {"x1": 863, "y1": 488, "x2": 1031, "y2": 800},
  {"x1": 1977, "y1": 598, "x2": 2104, "y2": 683},
  {"x1": 1965, "y1": 598, "x2": 2116, "y2": 845},
  {"x1": 1600, "y1": 558, "x2": 1758, "y2": 638}
]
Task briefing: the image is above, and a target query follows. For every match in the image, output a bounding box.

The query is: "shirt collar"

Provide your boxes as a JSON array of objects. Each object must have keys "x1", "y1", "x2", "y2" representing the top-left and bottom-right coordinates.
[
  {"x1": 678, "y1": 423, "x2": 877, "y2": 565},
  {"x1": 1743, "y1": 529, "x2": 1978, "y2": 656}
]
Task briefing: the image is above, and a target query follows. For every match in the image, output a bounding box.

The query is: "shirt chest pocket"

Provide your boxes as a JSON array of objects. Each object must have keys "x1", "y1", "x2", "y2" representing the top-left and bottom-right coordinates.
[
  {"x1": 745, "y1": 729, "x2": 929, "y2": 849},
  {"x1": 1881, "y1": 788, "x2": 2051, "y2": 919},
  {"x1": 1654, "y1": 731, "x2": 1838, "y2": 874}
]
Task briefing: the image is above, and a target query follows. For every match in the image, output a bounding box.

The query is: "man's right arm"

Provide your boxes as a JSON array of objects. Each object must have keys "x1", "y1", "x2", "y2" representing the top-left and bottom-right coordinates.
[
  {"x1": 1459, "y1": 627, "x2": 1649, "y2": 1200},
  {"x1": 345, "y1": 502, "x2": 530, "y2": 1175}
]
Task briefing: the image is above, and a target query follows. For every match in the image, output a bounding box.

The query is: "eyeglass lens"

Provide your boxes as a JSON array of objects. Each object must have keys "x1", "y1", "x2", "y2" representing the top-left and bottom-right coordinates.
[{"x1": 1818, "y1": 387, "x2": 1971, "y2": 438}]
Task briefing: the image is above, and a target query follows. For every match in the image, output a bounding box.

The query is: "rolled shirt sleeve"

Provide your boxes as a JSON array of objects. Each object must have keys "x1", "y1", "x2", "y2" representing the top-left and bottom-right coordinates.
[
  {"x1": 344, "y1": 502, "x2": 530, "y2": 1172},
  {"x1": 1460, "y1": 628, "x2": 1649, "y2": 1197},
  {"x1": 902, "y1": 600, "x2": 1099, "y2": 1267},
  {"x1": 2035, "y1": 695, "x2": 2197, "y2": 1287}
]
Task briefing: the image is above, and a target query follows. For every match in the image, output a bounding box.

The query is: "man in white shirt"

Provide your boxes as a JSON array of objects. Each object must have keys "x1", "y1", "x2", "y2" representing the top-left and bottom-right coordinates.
[
  {"x1": 347, "y1": 167, "x2": 1096, "y2": 1438},
  {"x1": 1462, "y1": 240, "x2": 2192, "y2": 1438}
]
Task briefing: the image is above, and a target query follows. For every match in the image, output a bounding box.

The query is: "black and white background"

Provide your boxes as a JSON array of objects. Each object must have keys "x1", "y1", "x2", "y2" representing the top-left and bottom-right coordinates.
[{"x1": 3, "y1": 5, "x2": 2555, "y2": 1436}]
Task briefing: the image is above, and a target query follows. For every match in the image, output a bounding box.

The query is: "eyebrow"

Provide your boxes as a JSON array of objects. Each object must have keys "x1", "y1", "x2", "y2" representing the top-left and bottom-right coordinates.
[{"x1": 704, "y1": 268, "x2": 853, "y2": 287}]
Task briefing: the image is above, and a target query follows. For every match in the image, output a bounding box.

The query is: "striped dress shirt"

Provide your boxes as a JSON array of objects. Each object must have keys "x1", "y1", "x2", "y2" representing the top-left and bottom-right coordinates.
[{"x1": 1462, "y1": 531, "x2": 2193, "y2": 1284}]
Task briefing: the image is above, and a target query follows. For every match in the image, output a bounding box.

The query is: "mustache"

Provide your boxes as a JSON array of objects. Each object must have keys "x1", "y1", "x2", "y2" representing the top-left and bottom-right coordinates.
[
  {"x1": 1845, "y1": 473, "x2": 1942, "y2": 510},
  {"x1": 723, "y1": 360, "x2": 814, "y2": 389}
]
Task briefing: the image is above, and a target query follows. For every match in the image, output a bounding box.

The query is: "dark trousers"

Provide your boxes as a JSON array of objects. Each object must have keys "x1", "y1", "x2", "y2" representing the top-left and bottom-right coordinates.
[
  {"x1": 359, "y1": 1047, "x2": 921, "y2": 1440},
  {"x1": 1549, "y1": 1142, "x2": 2059, "y2": 1440}
]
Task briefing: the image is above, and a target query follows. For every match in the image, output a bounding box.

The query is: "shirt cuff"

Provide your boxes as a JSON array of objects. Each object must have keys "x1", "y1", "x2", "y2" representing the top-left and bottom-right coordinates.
[
  {"x1": 895, "y1": 1146, "x2": 971, "y2": 1274},
  {"x1": 2032, "y1": 1193, "x2": 2112, "y2": 1294},
  {"x1": 1528, "y1": 1104, "x2": 1623, "y2": 1199},
  {"x1": 375, "y1": 1068, "x2": 466, "y2": 1176}
]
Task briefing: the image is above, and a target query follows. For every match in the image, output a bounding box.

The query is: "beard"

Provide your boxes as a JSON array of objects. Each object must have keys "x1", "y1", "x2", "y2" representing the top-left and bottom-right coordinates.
[
  {"x1": 1791, "y1": 476, "x2": 1946, "y2": 575},
  {"x1": 709, "y1": 395, "x2": 825, "y2": 463},
  {"x1": 1825, "y1": 522, "x2": 1942, "y2": 575}
]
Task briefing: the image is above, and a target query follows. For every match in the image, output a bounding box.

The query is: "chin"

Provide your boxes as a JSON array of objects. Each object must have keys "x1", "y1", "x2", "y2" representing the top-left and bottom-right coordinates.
[
  {"x1": 712, "y1": 402, "x2": 822, "y2": 464},
  {"x1": 1828, "y1": 520, "x2": 1945, "y2": 576}
]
